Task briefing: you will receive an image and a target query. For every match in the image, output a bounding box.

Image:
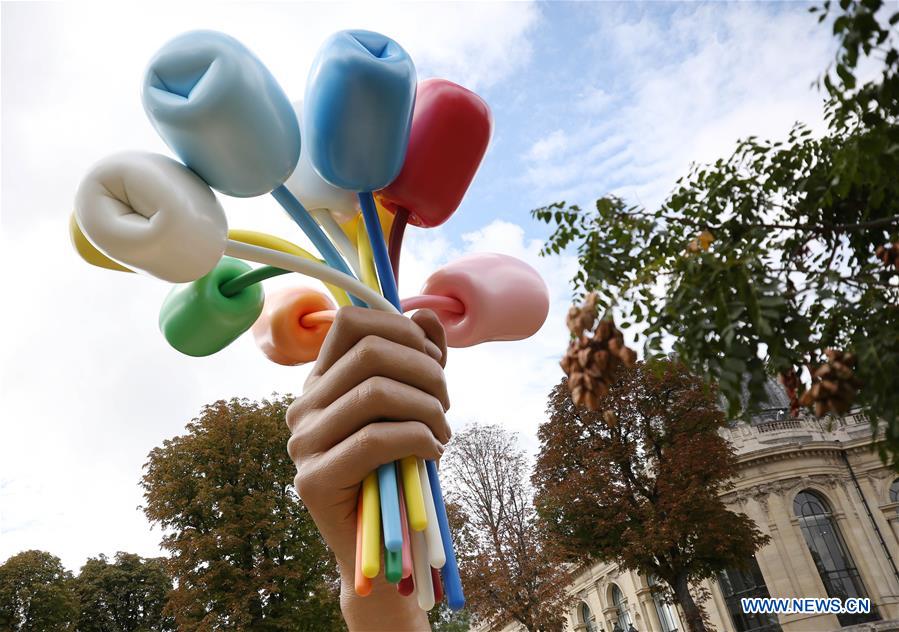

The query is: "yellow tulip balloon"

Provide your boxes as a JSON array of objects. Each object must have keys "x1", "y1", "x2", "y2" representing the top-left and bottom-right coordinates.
[{"x1": 69, "y1": 212, "x2": 133, "y2": 273}]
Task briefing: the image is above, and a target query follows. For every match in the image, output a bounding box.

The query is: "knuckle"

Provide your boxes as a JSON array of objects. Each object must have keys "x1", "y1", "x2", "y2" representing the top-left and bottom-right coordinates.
[
  {"x1": 293, "y1": 466, "x2": 318, "y2": 501},
  {"x1": 413, "y1": 308, "x2": 438, "y2": 328},
  {"x1": 286, "y1": 431, "x2": 307, "y2": 464},
  {"x1": 425, "y1": 394, "x2": 445, "y2": 422},
  {"x1": 364, "y1": 375, "x2": 392, "y2": 402},
  {"x1": 401, "y1": 312, "x2": 420, "y2": 332},
  {"x1": 354, "y1": 424, "x2": 383, "y2": 455},
  {"x1": 331, "y1": 306, "x2": 361, "y2": 337},
  {"x1": 286, "y1": 392, "x2": 318, "y2": 432},
  {"x1": 355, "y1": 377, "x2": 377, "y2": 406},
  {"x1": 332, "y1": 305, "x2": 358, "y2": 327},
  {"x1": 404, "y1": 317, "x2": 428, "y2": 346},
  {"x1": 285, "y1": 397, "x2": 305, "y2": 430},
  {"x1": 406, "y1": 421, "x2": 431, "y2": 443},
  {"x1": 353, "y1": 335, "x2": 385, "y2": 366}
]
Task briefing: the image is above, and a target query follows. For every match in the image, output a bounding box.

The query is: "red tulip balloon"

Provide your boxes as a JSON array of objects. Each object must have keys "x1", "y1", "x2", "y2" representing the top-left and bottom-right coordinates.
[{"x1": 378, "y1": 79, "x2": 492, "y2": 280}]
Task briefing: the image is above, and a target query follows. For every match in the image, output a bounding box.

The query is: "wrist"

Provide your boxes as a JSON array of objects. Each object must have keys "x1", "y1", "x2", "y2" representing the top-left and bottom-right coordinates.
[{"x1": 339, "y1": 563, "x2": 430, "y2": 631}]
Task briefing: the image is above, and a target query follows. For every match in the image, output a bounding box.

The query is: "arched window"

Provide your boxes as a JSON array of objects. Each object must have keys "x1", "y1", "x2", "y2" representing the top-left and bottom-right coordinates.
[
  {"x1": 611, "y1": 584, "x2": 632, "y2": 630},
  {"x1": 793, "y1": 490, "x2": 879, "y2": 626},
  {"x1": 580, "y1": 602, "x2": 598, "y2": 632},
  {"x1": 648, "y1": 576, "x2": 680, "y2": 632},
  {"x1": 717, "y1": 557, "x2": 781, "y2": 632},
  {"x1": 889, "y1": 479, "x2": 899, "y2": 503}
]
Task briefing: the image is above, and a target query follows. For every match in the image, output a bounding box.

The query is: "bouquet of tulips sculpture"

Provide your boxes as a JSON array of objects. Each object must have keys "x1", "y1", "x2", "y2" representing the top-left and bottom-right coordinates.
[{"x1": 70, "y1": 29, "x2": 550, "y2": 612}]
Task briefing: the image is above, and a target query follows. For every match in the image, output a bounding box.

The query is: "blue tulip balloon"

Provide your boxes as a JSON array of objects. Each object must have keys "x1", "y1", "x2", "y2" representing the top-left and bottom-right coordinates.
[
  {"x1": 142, "y1": 30, "x2": 301, "y2": 197},
  {"x1": 304, "y1": 30, "x2": 416, "y2": 191}
]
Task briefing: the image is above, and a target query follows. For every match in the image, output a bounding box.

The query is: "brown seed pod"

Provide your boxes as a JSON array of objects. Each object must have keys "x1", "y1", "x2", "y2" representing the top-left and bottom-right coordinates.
[
  {"x1": 560, "y1": 293, "x2": 639, "y2": 411},
  {"x1": 803, "y1": 349, "x2": 862, "y2": 418}
]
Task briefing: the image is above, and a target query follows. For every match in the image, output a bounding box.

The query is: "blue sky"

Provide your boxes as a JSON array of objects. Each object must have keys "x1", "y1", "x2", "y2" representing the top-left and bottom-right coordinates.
[
  {"x1": 436, "y1": 1, "x2": 834, "y2": 237},
  {"x1": 1, "y1": 2, "x2": 837, "y2": 571}
]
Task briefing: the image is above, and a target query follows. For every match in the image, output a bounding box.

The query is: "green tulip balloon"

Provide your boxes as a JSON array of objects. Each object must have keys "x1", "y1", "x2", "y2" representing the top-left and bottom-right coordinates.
[{"x1": 159, "y1": 257, "x2": 264, "y2": 356}]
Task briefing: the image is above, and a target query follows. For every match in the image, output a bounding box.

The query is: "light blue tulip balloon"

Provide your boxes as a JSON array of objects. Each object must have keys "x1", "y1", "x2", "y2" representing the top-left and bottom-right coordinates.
[
  {"x1": 304, "y1": 30, "x2": 416, "y2": 191},
  {"x1": 142, "y1": 30, "x2": 301, "y2": 197}
]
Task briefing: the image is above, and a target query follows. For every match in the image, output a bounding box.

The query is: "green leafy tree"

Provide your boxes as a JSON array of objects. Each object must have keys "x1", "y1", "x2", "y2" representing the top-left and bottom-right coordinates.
[
  {"x1": 75, "y1": 552, "x2": 174, "y2": 632},
  {"x1": 0, "y1": 550, "x2": 78, "y2": 631},
  {"x1": 140, "y1": 397, "x2": 342, "y2": 631},
  {"x1": 532, "y1": 0, "x2": 899, "y2": 460},
  {"x1": 533, "y1": 362, "x2": 769, "y2": 632}
]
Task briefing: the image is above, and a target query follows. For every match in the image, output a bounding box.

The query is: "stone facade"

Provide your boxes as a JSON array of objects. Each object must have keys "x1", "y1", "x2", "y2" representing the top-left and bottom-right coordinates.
[{"x1": 486, "y1": 406, "x2": 899, "y2": 632}]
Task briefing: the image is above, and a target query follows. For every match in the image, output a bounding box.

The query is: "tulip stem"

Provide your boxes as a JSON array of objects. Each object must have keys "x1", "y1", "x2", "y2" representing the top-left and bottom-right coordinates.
[
  {"x1": 388, "y1": 207, "x2": 409, "y2": 284},
  {"x1": 224, "y1": 240, "x2": 397, "y2": 313},
  {"x1": 426, "y1": 459, "x2": 465, "y2": 610},
  {"x1": 400, "y1": 295, "x2": 465, "y2": 315},
  {"x1": 360, "y1": 193, "x2": 464, "y2": 609},
  {"x1": 310, "y1": 208, "x2": 363, "y2": 278},
  {"x1": 219, "y1": 265, "x2": 290, "y2": 298},
  {"x1": 358, "y1": 192, "x2": 401, "y2": 308},
  {"x1": 272, "y1": 185, "x2": 367, "y2": 307}
]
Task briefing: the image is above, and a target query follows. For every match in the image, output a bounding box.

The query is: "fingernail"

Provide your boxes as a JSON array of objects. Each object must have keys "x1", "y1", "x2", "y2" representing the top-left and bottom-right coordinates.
[{"x1": 425, "y1": 340, "x2": 442, "y2": 361}]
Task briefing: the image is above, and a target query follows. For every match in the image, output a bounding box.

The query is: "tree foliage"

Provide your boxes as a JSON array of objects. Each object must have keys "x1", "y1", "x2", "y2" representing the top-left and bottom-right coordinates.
[
  {"x1": 140, "y1": 397, "x2": 342, "y2": 631},
  {"x1": 428, "y1": 603, "x2": 471, "y2": 632},
  {"x1": 0, "y1": 550, "x2": 78, "y2": 631},
  {"x1": 532, "y1": 0, "x2": 899, "y2": 460},
  {"x1": 443, "y1": 423, "x2": 572, "y2": 632},
  {"x1": 75, "y1": 552, "x2": 174, "y2": 632},
  {"x1": 533, "y1": 362, "x2": 769, "y2": 632}
]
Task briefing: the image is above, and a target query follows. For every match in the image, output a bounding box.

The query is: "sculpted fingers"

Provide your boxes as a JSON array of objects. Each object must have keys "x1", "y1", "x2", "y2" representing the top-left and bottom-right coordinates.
[
  {"x1": 312, "y1": 307, "x2": 441, "y2": 377},
  {"x1": 292, "y1": 378, "x2": 451, "y2": 457},
  {"x1": 304, "y1": 335, "x2": 449, "y2": 412},
  {"x1": 411, "y1": 309, "x2": 448, "y2": 368},
  {"x1": 292, "y1": 422, "x2": 443, "y2": 501},
  {"x1": 322, "y1": 422, "x2": 445, "y2": 489}
]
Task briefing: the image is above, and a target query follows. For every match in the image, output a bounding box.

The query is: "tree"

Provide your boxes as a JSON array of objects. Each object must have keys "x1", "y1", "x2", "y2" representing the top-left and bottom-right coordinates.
[
  {"x1": 0, "y1": 550, "x2": 78, "y2": 631},
  {"x1": 443, "y1": 423, "x2": 572, "y2": 632},
  {"x1": 75, "y1": 552, "x2": 174, "y2": 631},
  {"x1": 532, "y1": 0, "x2": 899, "y2": 461},
  {"x1": 532, "y1": 362, "x2": 769, "y2": 632},
  {"x1": 428, "y1": 603, "x2": 471, "y2": 632},
  {"x1": 140, "y1": 397, "x2": 342, "y2": 631}
]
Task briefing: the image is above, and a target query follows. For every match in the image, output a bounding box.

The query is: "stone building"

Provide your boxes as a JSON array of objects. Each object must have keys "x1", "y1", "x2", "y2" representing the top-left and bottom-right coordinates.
[{"x1": 494, "y1": 384, "x2": 899, "y2": 632}]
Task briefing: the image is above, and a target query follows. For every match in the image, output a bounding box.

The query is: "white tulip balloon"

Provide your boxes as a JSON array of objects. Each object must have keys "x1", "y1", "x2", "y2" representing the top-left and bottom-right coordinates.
[
  {"x1": 285, "y1": 100, "x2": 360, "y2": 223},
  {"x1": 75, "y1": 151, "x2": 228, "y2": 283},
  {"x1": 284, "y1": 101, "x2": 362, "y2": 275}
]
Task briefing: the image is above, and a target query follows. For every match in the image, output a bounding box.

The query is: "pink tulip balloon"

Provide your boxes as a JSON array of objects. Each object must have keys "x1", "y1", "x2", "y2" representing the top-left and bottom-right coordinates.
[{"x1": 420, "y1": 253, "x2": 549, "y2": 347}]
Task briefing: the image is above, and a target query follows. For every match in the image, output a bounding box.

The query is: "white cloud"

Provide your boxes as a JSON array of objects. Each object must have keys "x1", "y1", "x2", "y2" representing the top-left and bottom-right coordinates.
[
  {"x1": 577, "y1": 86, "x2": 613, "y2": 113},
  {"x1": 0, "y1": 1, "x2": 543, "y2": 572},
  {"x1": 527, "y1": 129, "x2": 571, "y2": 162},
  {"x1": 522, "y1": 4, "x2": 835, "y2": 209}
]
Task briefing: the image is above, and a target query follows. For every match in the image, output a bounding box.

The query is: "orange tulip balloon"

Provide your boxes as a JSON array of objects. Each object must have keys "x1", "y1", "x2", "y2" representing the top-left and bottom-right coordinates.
[{"x1": 251, "y1": 287, "x2": 336, "y2": 365}]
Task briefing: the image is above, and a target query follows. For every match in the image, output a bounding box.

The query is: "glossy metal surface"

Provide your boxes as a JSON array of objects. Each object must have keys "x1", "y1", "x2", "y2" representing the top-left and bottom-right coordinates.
[
  {"x1": 142, "y1": 30, "x2": 300, "y2": 197},
  {"x1": 74, "y1": 151, "x2": 227, "y2": 282},
  {"x1": 304, "y1": 30, "x2": 416, "y2": 191}
]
